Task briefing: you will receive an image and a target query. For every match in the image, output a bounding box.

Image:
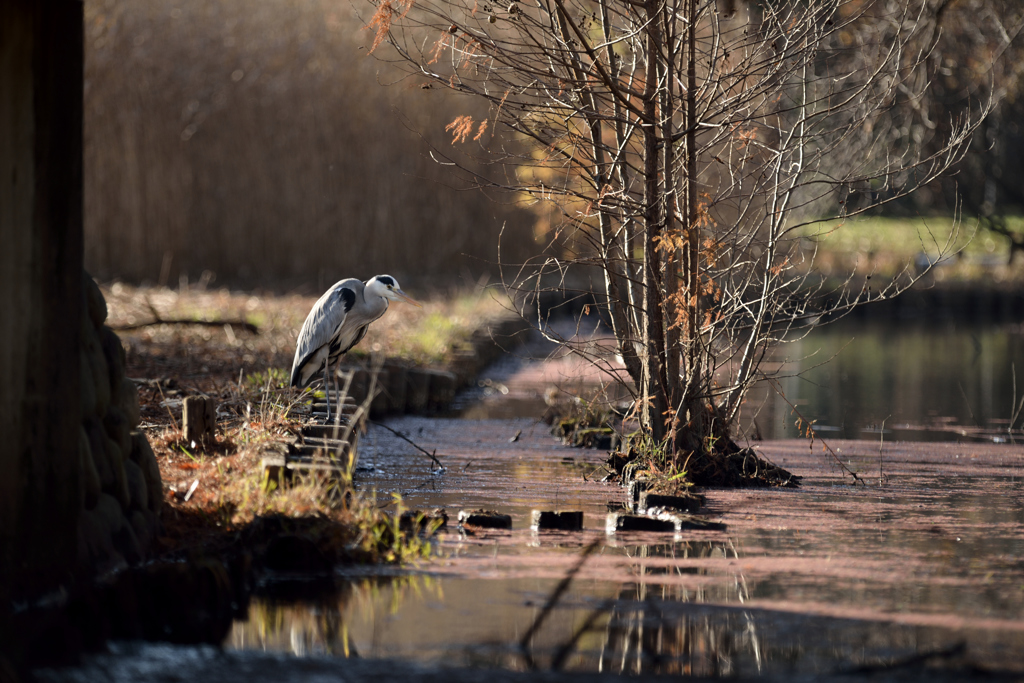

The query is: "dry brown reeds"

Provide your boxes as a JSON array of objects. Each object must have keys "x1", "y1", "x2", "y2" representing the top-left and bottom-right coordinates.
[{"x1": 85, "y1": 0, "x2": 535, "y2": 290}]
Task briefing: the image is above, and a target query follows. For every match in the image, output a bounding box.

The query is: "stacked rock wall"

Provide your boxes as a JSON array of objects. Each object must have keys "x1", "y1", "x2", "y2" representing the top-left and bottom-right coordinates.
[{"x1": 79, "y1": 274, "x2": 162, "y2": 571}]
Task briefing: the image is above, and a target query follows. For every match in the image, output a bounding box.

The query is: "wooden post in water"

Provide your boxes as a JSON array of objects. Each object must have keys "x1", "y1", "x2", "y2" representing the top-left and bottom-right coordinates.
[{"x1": 183, "y1": 396, "x2": 217, "y2": 446}]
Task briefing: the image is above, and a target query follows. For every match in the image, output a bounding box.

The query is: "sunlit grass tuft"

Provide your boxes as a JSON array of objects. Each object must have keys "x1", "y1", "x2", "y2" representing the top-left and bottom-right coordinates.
[{"x1": 154, "y1": 368, "x2": 440, "y2": 566}]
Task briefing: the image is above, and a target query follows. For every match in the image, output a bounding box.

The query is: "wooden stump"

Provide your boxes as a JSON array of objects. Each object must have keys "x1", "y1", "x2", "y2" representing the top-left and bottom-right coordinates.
[{"x1": 182, "y1": 396, "x2": 216, "y2": 446}]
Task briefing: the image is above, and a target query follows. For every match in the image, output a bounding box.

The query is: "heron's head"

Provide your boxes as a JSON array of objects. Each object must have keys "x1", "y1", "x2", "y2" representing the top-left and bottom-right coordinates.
[{"x1": 367, "y1": 274, "x2": 422, "y2": 307}]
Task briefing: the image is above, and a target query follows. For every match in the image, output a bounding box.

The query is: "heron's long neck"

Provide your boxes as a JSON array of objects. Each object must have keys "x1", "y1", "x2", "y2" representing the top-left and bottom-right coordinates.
[{"x1": 368, "y1": 293, "x2": 388, "y2": 320}]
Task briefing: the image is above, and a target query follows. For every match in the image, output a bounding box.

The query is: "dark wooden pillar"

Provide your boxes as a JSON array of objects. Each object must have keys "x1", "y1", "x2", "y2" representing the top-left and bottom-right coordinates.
[{"x1": 0, "y1": 0, "x2": 84, "y2": 603}]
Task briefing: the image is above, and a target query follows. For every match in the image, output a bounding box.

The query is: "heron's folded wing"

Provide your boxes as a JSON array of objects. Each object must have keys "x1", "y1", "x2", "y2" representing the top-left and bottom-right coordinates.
[{"x1": 290, "y1": 283, "x2": 357, "y2": 387}]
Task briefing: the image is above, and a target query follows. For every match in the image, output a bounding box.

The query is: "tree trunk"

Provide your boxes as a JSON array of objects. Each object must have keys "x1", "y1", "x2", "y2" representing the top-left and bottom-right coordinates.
[
  {"x1": 641, "y1": 0, "x2": 668, "y2": 442},
  {"x1": 673, "y1": 0, "x2": 710, "y2": 464}
]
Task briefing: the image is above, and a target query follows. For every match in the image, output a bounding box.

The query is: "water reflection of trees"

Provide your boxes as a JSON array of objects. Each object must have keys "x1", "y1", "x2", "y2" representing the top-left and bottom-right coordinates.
[
  {"x1": 228, "y1": 576, "x2": 441, "y2": 657},
  {"x1": 590, "y1": 540, "x2": 764, "y2": 677},
  {"x1": 224, "y1": 538, "x2": 1001, "y2": 675}
]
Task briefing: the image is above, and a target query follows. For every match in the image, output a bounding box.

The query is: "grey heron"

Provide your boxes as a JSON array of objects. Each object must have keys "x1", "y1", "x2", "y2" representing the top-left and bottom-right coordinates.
[{"x1": 290, "y1": 274, "x2": 421, "y2": 420}]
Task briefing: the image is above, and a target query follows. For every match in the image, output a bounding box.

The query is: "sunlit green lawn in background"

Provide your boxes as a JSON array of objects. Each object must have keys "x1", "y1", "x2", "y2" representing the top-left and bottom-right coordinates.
[{"x1": 797, "y1": 216, "x2": 1024, "y2": 282}]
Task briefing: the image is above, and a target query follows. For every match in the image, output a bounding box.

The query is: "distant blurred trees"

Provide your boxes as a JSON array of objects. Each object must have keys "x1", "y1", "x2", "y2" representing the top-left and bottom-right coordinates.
[
  {"x1": 843, "y1": 0, "x2": 1023, "y2": 244},
  {"x1": 84, "y1": 0, "x2": 537, "y2": 289},
  {"x1": 922, "y1": 0, "x2": 1024, "y2": 257}
]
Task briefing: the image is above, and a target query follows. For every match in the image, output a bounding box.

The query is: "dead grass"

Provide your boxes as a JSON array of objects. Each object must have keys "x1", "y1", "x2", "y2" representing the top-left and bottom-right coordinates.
[{"x1": 105, "y1": 280, "x2": 507, "y2": 563}]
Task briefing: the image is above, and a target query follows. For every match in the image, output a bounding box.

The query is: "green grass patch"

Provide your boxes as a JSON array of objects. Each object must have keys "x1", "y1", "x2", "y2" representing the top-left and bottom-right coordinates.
[
  {"x1": 795, "y1": 215, "x2": 1024, "y2": 282},
  {"x1": 797, "y1": 216, "x2": 986, "y2": 258}
]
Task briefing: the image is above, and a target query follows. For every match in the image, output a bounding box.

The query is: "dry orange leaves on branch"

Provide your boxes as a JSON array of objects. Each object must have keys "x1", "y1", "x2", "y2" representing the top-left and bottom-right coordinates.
[
  {"x1": 447, "y1": 115, "x2": 489, "y2": 143},
  {"x1": 366, "y1": 0, "x2": 414, "y2": 53}
]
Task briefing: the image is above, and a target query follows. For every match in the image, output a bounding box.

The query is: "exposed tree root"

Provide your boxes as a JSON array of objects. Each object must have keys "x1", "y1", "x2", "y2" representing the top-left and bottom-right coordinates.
[
  {"x1": 688, "y1": 446, "x2": 801, "y2": 488},
  {"x1": 608, "y1": 440, "x2": 800, "y2": 489}
]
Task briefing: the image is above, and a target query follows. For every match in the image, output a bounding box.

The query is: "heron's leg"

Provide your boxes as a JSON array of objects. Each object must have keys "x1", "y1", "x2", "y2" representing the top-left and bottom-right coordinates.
[
  {"x1": 331, "y1": 365, "x2": 339, "y2": 424},
  {"x1": 323, "y1": 363, "x2": 332, "y2": 422}
]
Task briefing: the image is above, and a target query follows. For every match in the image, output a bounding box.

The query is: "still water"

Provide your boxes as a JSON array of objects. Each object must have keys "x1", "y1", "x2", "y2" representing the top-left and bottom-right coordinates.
[
  {"x1": 459, "y1": 317, "x2": 1024, "y2": 443},
  {"x1": 223, "y1": 416, "x2": 1023, "y2": 677},
  {"x1": 42, "y1": 319, "x2": 1024, "y2": 679},
  {"x1": 221, "y1": 320, "x2": 1024, "y2": 676},
  {"x1": 763, "y1": 320, "x2": 1024, "y2": 442}
]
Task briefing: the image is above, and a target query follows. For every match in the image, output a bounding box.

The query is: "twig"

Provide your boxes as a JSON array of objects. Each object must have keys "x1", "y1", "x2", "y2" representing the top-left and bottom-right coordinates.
[
  {"x1": 183, "y1": 478, "x2": 199, "y2": 502},
  {"x1": 957, "y1": 381, "x2": 978, "y2": 426},
  {"x1": 878, "y1": 415, "x2": 890, "y2": 485},
  {"x1": 766, "y1": 377, "x2": 863, "y2": 485},
  {"x1": 1009, "y1": 363, "x2": 1024, "y2": 444},
  {"x1": 370, "y1": 420, "x2": 446, "y2": 471},
  {"x1": 519, "y1": 538, "x2": 602, "y2": 670},
  {"x1": 154, "y1": 381, "x2": 180, "y2": 432},
  {"x1": 112, "y1": 318, "x2": 259, "y2": 334}
]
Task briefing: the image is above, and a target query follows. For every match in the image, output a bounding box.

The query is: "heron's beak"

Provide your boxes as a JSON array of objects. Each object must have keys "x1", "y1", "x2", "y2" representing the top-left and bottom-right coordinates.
[{"x1": 393, "y1": 288, "x2": 422, "y2": 307}]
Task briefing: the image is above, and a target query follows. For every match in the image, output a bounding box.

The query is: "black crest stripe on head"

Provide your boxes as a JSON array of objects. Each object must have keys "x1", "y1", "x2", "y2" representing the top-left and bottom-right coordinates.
[{"x1": 376, "y1": 275, "x2": 395, "y2": 287}]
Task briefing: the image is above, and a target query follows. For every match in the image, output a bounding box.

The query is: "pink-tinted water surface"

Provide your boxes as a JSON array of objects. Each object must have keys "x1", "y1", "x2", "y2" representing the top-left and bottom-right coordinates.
[
  {"x1": 228, "y1": 411, "x2": 1024, "y2": 677},
  {"x1": 225, "y1": 321, "x2": 1024, "y2": 676}
]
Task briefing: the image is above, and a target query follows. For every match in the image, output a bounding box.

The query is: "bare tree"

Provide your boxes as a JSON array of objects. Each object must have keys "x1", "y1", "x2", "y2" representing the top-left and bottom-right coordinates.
[{"x1": 366, "y1": 0, "x2": 981, "y2": 482}]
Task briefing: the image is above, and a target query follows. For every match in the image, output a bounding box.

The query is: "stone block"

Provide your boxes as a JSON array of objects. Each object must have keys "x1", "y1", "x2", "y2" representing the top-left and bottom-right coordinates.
[
  {"x1": 128, "y1": 509, "x2": 153, "y2": 554},
  {"x1": 382, "y1": 364, "x2": 408, "y2": 414},
  {"x1": 85, "y1": 418, "x2": 115, "y2": 493},
  {"x1": 263, "y1": 535, "x2": 331, "y2": 573},
  {"x1": 130, "y1": 431, "x2": 163, "y2": 516},
  {"x1": 124, "y1": 459, "x2": 148, "y2": 512},
  {"x1": 643, "y1": 510, "x2": 727, "y2": 532},
  {"x1": 78, "y1": 507, "x2": 118, "y2": 569},
  {"x1": 120, "y1": 377, "x2": 141, "y2": 428},
  {"x1": 83, "y1": 321, "x2": 110, "y2": 417},
  {"x1": 458, "y1": 509, "x2": 512, "y2": 529},
  {"x1": 346, "y1": 369, "x2": 369, "y2": 405},
  {"x1": 448, "y1": 349, "x2": 479, "y2": 386},
  {"x1": 405, "y1": 369, "x2": 430, "y2": 413},
  {"x1": 105, "y1": 436, "x2": 131, "y2": 512},
  {"x1": 606, "y1": 512, "x2": 675, "y2": 533},
  {"x1": 94, "y1": 493, "x2": 125, "y2": 538},
  {"x1": 427, "y1": 370, "x2": 458, "y2": 411},
  {"x1": 627, "y1": 478, "x2": 651, "y2": 510},
  {"x1": 261, "y1": 452, "x2": 287, "y2": 492},
  {"x1": 84, "y1": 272, "x2": 108, "y2": 327},
  {"x1": 100, "y1": 326, "x2": 127, "y2": 406},
  {"x1": 368, "y1": 369, "x2": 391, "y2": 418},
  {"x1": 80, "y1": 427, "x2": 101, "y2": 511},
  {"x1": 104, "y1": 404, "x2": 132, "y2": 462},
  {"x1": 531, "y1": 510, "x2": 584, "y2": 531},
  {"x1": 80, "y1": 348, "x2": 97, "y2": 418},
  {"x1": 639, "y1": 491, "x2": 704, "y2": 514},
  {"x1": 111, "y1": 515, "x2": 143, "y2": 565}
]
